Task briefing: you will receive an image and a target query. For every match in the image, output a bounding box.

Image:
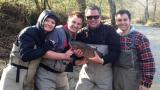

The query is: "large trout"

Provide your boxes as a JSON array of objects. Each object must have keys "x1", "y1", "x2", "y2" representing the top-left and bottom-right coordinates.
[{"x1": 70, "y1": 41, "x2": 103, "y2": 59}]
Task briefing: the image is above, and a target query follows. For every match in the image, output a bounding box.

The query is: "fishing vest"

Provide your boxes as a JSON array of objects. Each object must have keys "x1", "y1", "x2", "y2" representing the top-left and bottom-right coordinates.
[{"x1": 40, "y1": 25, "x2": 70, "y2": 73}]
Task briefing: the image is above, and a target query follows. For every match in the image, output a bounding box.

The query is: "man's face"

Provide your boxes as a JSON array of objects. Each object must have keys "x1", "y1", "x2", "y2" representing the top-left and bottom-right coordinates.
[
  {"x1": 67, "y1": 15, "x2": 83, "y2": 33},
  {"x1": 44, "y1": 18, "x2": 56, "y2": 32},
  {"x1": 115, "y1": 14, "x2": 131, "y2": 32},
  {"x1": 85, "y1": 9, "x2": 101, "y2": 29}
]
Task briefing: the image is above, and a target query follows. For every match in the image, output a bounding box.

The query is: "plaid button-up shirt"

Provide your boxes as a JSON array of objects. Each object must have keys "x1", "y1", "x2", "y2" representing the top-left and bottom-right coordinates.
[{"x1": 118, "y1": 27, "x2": 155, "y2": 88}]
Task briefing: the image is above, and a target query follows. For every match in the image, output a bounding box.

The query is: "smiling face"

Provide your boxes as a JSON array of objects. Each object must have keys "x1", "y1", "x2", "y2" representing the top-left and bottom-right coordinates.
[
  {"x1": 67, "y1": 15, "x2": 83, "y2": 33},
  {"x1": 85, "y1": 9, "x2": 101, "y2": 29},
  {"x1": 43, "y1": 18, "x2": 56, "y2": 32},
  {"x1": 115, "y1": 13, "x2": 131, "y2": 34}
]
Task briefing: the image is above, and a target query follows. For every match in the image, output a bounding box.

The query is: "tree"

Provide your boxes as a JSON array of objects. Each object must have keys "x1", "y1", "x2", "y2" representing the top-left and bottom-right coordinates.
[
  {"x1": 34, "y1": 0, "x2": 51, "y2": 10},
  {"x1": 34, "y1": 0, "x2": 41, "y2": 11},
  {"x1": 108, "y1": 0, "x2": 116, "y2": 26},
  {"x1": 144, "y1": 0, "x2": 149, "y2": 22},
  {"x1": 131, "y1": 0, "x2": 149, "y2": 23},
  {"x1": 43, "y1": 0, "x2": 51, "y2": 10},
  {"x1": 76, "y1": 0, "x2": 86, "y2": 15},
  {"x1": 116, "y1": 0, "x2": 124, "y2": 9},
  {"x1": 153, "y1": 0, "x2": 157, "y2": 21}
]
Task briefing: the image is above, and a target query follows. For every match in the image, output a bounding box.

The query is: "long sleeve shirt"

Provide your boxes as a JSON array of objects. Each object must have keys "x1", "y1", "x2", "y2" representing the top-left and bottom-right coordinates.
[{"x1": 119, "y1": 27, "x2": 155, "y2": 88}]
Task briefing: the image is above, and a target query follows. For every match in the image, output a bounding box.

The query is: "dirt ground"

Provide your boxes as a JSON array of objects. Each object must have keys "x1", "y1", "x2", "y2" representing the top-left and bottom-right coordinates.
[
  {"x1": 0, "y1": 60, "x2": 7, "y2": 77},
  {"x1": 0, "y1": 35, "x2": 16, "y2": 78}
]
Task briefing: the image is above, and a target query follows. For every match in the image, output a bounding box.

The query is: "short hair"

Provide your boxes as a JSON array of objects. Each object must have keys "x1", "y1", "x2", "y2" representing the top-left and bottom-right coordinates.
[
  {"x1": 68, "y1": 11, "x2": 84, "y2": 23},
  {"x1": 85, "y1": 4, "x2": 101, "y2": 15},
  {"x1": 115, "y1": 10, "x2": 131, "y2": 20}
]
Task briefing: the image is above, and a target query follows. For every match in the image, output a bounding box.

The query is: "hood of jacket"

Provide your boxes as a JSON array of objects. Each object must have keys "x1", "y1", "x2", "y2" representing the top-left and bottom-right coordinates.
[{"x1": 36, "y1": 10, "x2": 58, "y2": 31}]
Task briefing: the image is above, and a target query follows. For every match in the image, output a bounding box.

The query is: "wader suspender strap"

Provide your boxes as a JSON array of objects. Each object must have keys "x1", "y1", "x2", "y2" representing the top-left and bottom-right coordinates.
[
  {"x1": 130, "y1": 31, "x2": 136, "y2": 49},
  {"x1": 130, "y1": 31, "x2": 137, "y2": 69},
  {"x1": 63, "y1": 28, "x2": 77, "y2": 68},
  {"x1": 11, "y1": 63, "x2": 28, "y2": 82},
  {"x1": 64, "y1": 29, "x2": 71, "y2": 42}
]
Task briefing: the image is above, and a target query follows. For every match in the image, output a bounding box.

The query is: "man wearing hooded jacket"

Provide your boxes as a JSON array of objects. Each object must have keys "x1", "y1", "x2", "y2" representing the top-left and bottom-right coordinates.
[{"x1": 0, "y1": 10, "x2": 72, "y2": 90}]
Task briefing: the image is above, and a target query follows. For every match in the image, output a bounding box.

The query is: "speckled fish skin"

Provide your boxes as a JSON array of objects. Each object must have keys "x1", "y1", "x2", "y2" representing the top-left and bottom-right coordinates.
[{"x1": 70, "y1": 41, "x2": 102, "y2": 58}]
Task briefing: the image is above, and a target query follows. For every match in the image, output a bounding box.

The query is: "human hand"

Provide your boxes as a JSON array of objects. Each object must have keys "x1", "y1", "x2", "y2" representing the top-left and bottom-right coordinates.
[
  {"x1": 64, "y1": 49, "x2": 74, "y2": 60},
  {"x1": 89, "y1": 51, "x2": 104, "y2": 64},
  {"x1": 139, "y1": 85, "x2": 149, "y2": 90},
  {"x1": 72, "y1": 49, "x2": 84, "y2": 57}
]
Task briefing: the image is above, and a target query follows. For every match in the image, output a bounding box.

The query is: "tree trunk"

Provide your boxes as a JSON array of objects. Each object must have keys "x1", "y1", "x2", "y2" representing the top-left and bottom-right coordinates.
[
  {"x1": 34, "y1": 0, "x2": 41, "y2": 11},
  {"x1": 108, "y1": 0, "x2": 116, "y2": 27},
  {"x1": 76, "y1": 0, "x2": 86, "y2": 16},
  {"x1": 153, "y1": 0, "x2": 157, "y2": 21},
  {"x1": 46, "y1": 0, "x2": 51, "y2": 9},
  {"x1": 144, "y1": 0, "x2": 149, "y2": 22},
  {"x1": 43, "y1": 0, "x2": 46, "y2": 10}
]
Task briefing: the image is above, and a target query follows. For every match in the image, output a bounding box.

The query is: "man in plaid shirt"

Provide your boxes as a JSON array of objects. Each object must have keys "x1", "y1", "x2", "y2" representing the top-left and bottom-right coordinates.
[{"x1": 113, "y1": 10, "x2": 155, "y2": 90}]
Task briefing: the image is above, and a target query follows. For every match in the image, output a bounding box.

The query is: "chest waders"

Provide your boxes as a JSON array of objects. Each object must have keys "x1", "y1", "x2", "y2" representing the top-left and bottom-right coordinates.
[
  {"x1": 35, "y1": 27, "x2": 70, "y2": 90},
  {"x1": 39, "y1": 26, "x2": 71, "y2": 73},
  {"x1": 113, "y1": 35, "x2": 141, "y2": 90},
  {"x1": 0, "y1": 44, "x2": 41, "y2": 90},
  {"x1": 76, "y1": 44, "x2": 113, "y2": 90}
]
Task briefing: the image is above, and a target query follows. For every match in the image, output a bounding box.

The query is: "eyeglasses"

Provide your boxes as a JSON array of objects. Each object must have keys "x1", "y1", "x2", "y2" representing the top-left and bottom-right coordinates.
[{"x1": 86, "y1": 15, "x2": 100, "y2": 20}]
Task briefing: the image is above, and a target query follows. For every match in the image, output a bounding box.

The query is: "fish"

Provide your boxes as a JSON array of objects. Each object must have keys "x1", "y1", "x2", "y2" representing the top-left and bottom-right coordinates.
[{"x1": 70, "y1": 41, "x2": 102, "y2": 59}]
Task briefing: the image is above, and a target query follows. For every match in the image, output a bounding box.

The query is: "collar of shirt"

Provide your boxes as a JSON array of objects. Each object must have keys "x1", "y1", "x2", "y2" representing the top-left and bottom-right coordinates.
[{"x1": 117, "y1": 26, "x2": 136, "y2": 36}]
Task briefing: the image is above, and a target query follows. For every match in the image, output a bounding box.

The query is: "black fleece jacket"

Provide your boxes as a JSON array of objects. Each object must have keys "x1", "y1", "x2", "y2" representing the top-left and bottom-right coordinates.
[{"x1": 76, "y1": 23, "x2": 120, "y2": 64}]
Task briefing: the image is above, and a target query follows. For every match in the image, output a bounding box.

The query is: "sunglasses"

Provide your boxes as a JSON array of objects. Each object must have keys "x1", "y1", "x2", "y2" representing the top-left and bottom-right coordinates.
[{"x1": 86, "y1": 15, "x2": 100, "y2": 20}]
